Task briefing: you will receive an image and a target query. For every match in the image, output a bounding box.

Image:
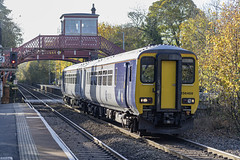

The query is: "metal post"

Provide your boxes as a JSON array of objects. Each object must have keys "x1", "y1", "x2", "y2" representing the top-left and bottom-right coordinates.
[
  {"x1": 0, "y1": 78, "x2": 2, "y2": 103},
  {"x1": 55, "y1": 61, "x2": 56, "y2": 85},
  {"x1": 123, "y1": 32, "x2": 125, "y2": 51},
  {"x1": 49, "y1": 60, "x2": 51, "y2": 84},
  {"x1": 0, "y1": 21, "x2": 2, "y2": 103},
  {"x1": 0, "y1": 21, "x2": 2, "y2": 49}
]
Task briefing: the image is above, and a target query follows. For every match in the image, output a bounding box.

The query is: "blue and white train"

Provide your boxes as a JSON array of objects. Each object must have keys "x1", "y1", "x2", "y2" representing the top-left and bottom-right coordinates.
[{"x1": 62, "y1": 45, "x2": 199, "y2": 134}]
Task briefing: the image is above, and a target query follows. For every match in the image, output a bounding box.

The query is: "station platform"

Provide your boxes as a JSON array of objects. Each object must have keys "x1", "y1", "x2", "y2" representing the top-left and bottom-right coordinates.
[
  {"x1": 38, "y1": 84, "x2": 62, "y2": 96},
  {"x1": 0, "y1": 103, "x2": 74, "y2": 160}
]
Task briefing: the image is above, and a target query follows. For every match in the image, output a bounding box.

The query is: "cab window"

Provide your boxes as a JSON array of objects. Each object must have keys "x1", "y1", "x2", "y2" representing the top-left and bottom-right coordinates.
[
  {"x1": 182, "y1": 58, "x2": 195, "y2": 84},
  {"x1": 141, "y1": 57, "x2": 155, "y2": 83}
]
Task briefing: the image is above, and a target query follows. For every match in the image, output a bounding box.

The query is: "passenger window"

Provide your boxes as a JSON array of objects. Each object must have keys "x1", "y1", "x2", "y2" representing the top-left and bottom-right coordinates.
[
  {"x1": 94, "y1": 76, "x2": 97, "y2": 85},
  {"x1": 91, "y1": 77, "x2": 94, "y2": 85},
  {"x1": 141, "y1": 57, "x2": 155, "y2": 83},
  {"x1": 108, "y1": 70, "x2": 113, "y2": 74},
  {"x1": 103, "y1": 76, "x2": 107, "y2": 86},
  {"x1": 108, "y1": 75, "x2": 112, "y2": 86},
  {"x1": 182, "y1": 58, "x2": 195, "y2": 84},
  {"x1": 98, "y1": 76, "x2": 102, "y2": 85}
]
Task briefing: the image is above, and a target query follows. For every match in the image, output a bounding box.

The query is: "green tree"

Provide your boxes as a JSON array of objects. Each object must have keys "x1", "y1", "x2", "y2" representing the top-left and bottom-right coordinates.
[
  {"x1": 98, "y1": 22, "x2": 146, "y2": 51},
  {"x1": 147, "y1": 0, "x2": 199, "y2": 46},
  {"x1": 0, "y1": 0, "x2": 22, "y2": 47},
  {"x1": 17, "y1": 61, "x2": 53, "y2": 84},
  {"x1": 121, "y1": 23, "x2": 147, "y2": 50},
  {"x1": 128, "y1": 7, "x2": 163, "y2": 45},
  {"x1": 180, "y1": 11, "x2": 210, "y2": 89},
  {"x1": 17, "y1": 60, "x2": 73, "y2": 85}
]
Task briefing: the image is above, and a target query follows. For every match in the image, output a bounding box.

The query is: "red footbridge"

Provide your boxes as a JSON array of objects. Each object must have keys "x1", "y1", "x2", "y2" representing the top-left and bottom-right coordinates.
[
  {"x1": 3, "y1": 34, "x2": 124, "y2": 66},
  {"x1": 1, "y1": 8, "x2": 125, "y2": 68}
]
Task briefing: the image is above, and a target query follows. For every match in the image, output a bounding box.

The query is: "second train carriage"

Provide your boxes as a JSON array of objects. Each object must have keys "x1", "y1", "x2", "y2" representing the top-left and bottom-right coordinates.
[{"x1": 62, "y1": 45, "x2": 199, "y2": 134}]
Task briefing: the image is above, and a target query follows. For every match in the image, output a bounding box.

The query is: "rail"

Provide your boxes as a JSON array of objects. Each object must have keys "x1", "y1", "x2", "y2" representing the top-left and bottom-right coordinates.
[{"x1": 18, "y1": 84, "x2": 127, "y2": 160}]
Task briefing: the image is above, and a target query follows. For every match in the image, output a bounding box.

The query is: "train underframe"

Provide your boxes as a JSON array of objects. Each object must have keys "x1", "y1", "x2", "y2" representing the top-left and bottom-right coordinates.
[{"x1": 63, "y1": 95, "x2": 194, "y2": 135}]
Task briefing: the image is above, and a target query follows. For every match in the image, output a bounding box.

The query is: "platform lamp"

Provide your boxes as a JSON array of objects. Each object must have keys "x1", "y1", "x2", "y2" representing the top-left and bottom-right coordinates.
[{"x1": 0, "y1": 21, "x2": 3, "y2": 57}]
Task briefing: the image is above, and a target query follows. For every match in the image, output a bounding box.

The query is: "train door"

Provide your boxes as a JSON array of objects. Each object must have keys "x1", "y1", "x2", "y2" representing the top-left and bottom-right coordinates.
[
  {"x1": 126, "y1": 63, "x2": 132, "y2": 108},
  {"x1": 62, "y1": 71, "x2": 65, "y2": 92},
  {"x1": 156, "y1": 53, "x2": 182, "y2": 111},
  {"x1": 124, "y1": 62, "x2": 130, "y2": 108},
  {"x1": 79, "y1": 69, "x2": 82, "y2": 97},
  {"x1": 82, "y1": 69, "x2": 86, "y2": 99},
  {"x1": 98, "y1": 69, "x2": 104, "y2": 104}
]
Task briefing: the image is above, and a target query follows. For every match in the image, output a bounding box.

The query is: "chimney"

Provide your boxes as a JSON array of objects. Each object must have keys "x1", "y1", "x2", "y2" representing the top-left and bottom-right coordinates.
[{"x1": 91, "y1": 4, "x2": 96, "y2": 14}]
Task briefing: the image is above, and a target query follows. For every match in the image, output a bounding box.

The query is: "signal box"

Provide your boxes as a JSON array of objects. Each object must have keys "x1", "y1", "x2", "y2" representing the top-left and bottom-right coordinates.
[{"x1": 60, "y1": 4, "x2": 99, "y2": 36}]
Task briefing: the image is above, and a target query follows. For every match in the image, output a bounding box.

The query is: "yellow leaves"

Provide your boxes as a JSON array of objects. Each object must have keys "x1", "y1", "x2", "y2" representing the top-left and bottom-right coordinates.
[
  {"x1": 180, "y1": 11, "x2": 209, "y2": 55},
  {"x1": 190, "y1": 1, "x2": 240, "y2": 100}
]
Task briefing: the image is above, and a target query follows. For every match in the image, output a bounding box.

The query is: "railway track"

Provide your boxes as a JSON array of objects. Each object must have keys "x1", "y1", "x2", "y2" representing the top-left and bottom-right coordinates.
[
  {"x1": 64, "y1": 103, "x2": 240, "y2": 160},
  {"x1": 18, "y1": 84, "x2": 127, "y2": 160},
  {"x1": 18, "y1": 84, "x2": 240, "y2": 160},
  {"x1": 77, "y1": 111, "x2": 240, "y2": 160},
  {"x1": 105, "y1": 116, "x2": 240, "y2": 160}
]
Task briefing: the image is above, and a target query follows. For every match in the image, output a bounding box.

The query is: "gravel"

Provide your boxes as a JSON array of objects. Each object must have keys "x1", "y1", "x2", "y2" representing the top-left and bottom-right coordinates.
[
  {"x1": 39, "y1": 104, "x2": 240, "y2": 159},
  {"x1": 40, "y1": 105, "x2": 177, "y2": 160},
  {"x1": 180, "y1": 116, "x2": 240, "y2": 157}
]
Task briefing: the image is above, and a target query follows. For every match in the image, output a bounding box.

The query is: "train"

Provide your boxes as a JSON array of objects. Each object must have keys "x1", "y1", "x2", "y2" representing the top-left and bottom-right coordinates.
[{"x1": 61, "y1": 45, "x2": 199, "y2": 134}]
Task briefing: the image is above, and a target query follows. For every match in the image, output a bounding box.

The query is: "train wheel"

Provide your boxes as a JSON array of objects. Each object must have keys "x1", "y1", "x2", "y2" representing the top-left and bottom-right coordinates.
[
  {"x1": 83, "y1": 103, "x2": 88, "y2": 114},
  {"x1": 99, "y1": 107, "x2": 105, "y2": 118},
  {"x1": 93, "y1": 106, "x2": 99, "y2": 118},
  {"x1": 137, "y1": 130, "x2": 147, "y2": 137},
  {"x1": 129, "y1": 118, "x2": 138, "y2": 133}
]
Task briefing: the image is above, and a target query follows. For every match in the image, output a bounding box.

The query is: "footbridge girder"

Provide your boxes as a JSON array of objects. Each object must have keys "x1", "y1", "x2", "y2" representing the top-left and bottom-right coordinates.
[{"x1": 1, "y1": 35, "x2": 124, "y2": 67}]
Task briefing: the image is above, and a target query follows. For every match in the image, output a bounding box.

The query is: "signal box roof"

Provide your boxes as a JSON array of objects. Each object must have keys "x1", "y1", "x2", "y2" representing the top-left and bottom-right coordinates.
[{"x1": 60, "y1": 13, "x2": 99, "y2": 19}]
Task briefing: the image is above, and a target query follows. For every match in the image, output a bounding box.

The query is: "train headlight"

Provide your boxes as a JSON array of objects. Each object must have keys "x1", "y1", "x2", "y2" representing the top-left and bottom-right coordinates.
[
  {"x1": 182, "y1": 98, "x2": 195, "y2": 104},
  {"x1": 140, "y1": 97, "x2": 152, "y2": 103}
]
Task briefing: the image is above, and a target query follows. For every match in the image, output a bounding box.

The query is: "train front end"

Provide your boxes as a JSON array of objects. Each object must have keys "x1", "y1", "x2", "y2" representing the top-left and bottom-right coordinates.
[{"x1": 135, "y1": 46, "x2": 199, "y2": 134}]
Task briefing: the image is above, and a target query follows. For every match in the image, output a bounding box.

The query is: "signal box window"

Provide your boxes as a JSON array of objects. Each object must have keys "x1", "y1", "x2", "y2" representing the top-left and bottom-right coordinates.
[
  {"x1": 82, "y1": 20, "x2": 97, "y2": 35},
  {"x1": 65, "y1": 20, "x2": 80, "y2": 35},
  {"x1": 141, "y1": 57, "x2": 155, "y2": 83},
  {"x1": 182, "y1": 58, "x2": 195, "y2": 84}
]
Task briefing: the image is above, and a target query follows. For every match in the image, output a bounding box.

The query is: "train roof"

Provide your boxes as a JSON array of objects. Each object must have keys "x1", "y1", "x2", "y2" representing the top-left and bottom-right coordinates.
[
  {"x1": 63, "y1": 45, "x2": 195, "y2": 72},
  {"x1": 142, "y1": 45, "x2": 194, "y2": 54}
]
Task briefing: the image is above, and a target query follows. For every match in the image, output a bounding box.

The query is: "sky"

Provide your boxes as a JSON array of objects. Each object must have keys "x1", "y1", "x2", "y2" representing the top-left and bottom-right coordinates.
[{"x1": 5, "y1": 0, "x2": 210, "y2": 44}]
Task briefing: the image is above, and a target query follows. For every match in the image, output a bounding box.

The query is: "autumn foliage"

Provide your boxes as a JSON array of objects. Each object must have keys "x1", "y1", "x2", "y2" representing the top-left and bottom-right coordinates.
[
  {"x1": 14, "y1": 0, "x2": 239, "y2": 133},
  {"x1": 180, "y1": 0, "x2": 240, "y2": 133}
]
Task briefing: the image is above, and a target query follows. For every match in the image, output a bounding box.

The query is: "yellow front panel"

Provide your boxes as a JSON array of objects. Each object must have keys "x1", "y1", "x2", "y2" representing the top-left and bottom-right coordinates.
[
  {"x1": 181, "y1": 54, "x2": 199, "y2": 114},
  {"x1": 161, "y1": 61, "x2": 176, "y2": 109},
  {"x1": 135, "y1": 53, "x2": 156, "y2": 114}
]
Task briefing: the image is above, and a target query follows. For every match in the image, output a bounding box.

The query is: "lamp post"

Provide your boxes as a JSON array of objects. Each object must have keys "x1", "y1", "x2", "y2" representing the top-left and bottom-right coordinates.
[{"x1": 122, "y1": 32, "x2": 125, "y2": 51}]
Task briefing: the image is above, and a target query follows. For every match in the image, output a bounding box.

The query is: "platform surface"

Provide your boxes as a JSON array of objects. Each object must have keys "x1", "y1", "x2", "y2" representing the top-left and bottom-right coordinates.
[
  {"x1": 39, "y1": 84, "x2": 61, "y2": 90},
  {"x1": 0, "y1": 103, "x2": 70, "y2": 160}
]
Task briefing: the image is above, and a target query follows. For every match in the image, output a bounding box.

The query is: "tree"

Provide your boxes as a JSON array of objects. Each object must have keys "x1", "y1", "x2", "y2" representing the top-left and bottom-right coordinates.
[
  {"x1": 180, "y1": 11, "x2": 209, "y2": 54},
  {"x1": 121, "y1": 23, "x2": 147, "y2": 50},
  {"x1": 147, "y1": 0, "x2": 199, "y2": 46},
  {"x1": 17, "y1": 60, "x2": 73, "y2": 85},
  {"x1": 98, "y1": 22, "x2": 146, "y2": 51},
  {"x1": 0, "y1": 0, "x2": 22, "y2": 47},
  {"x1": 180, "y1": 11, "x2": 210, "y2": 89},
  {"x1": 206, "y1": 0, "x2": 240, "y2": 132},
  {"x1": 128, "y1": 7, "x2": 164, "y2": 45}
]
